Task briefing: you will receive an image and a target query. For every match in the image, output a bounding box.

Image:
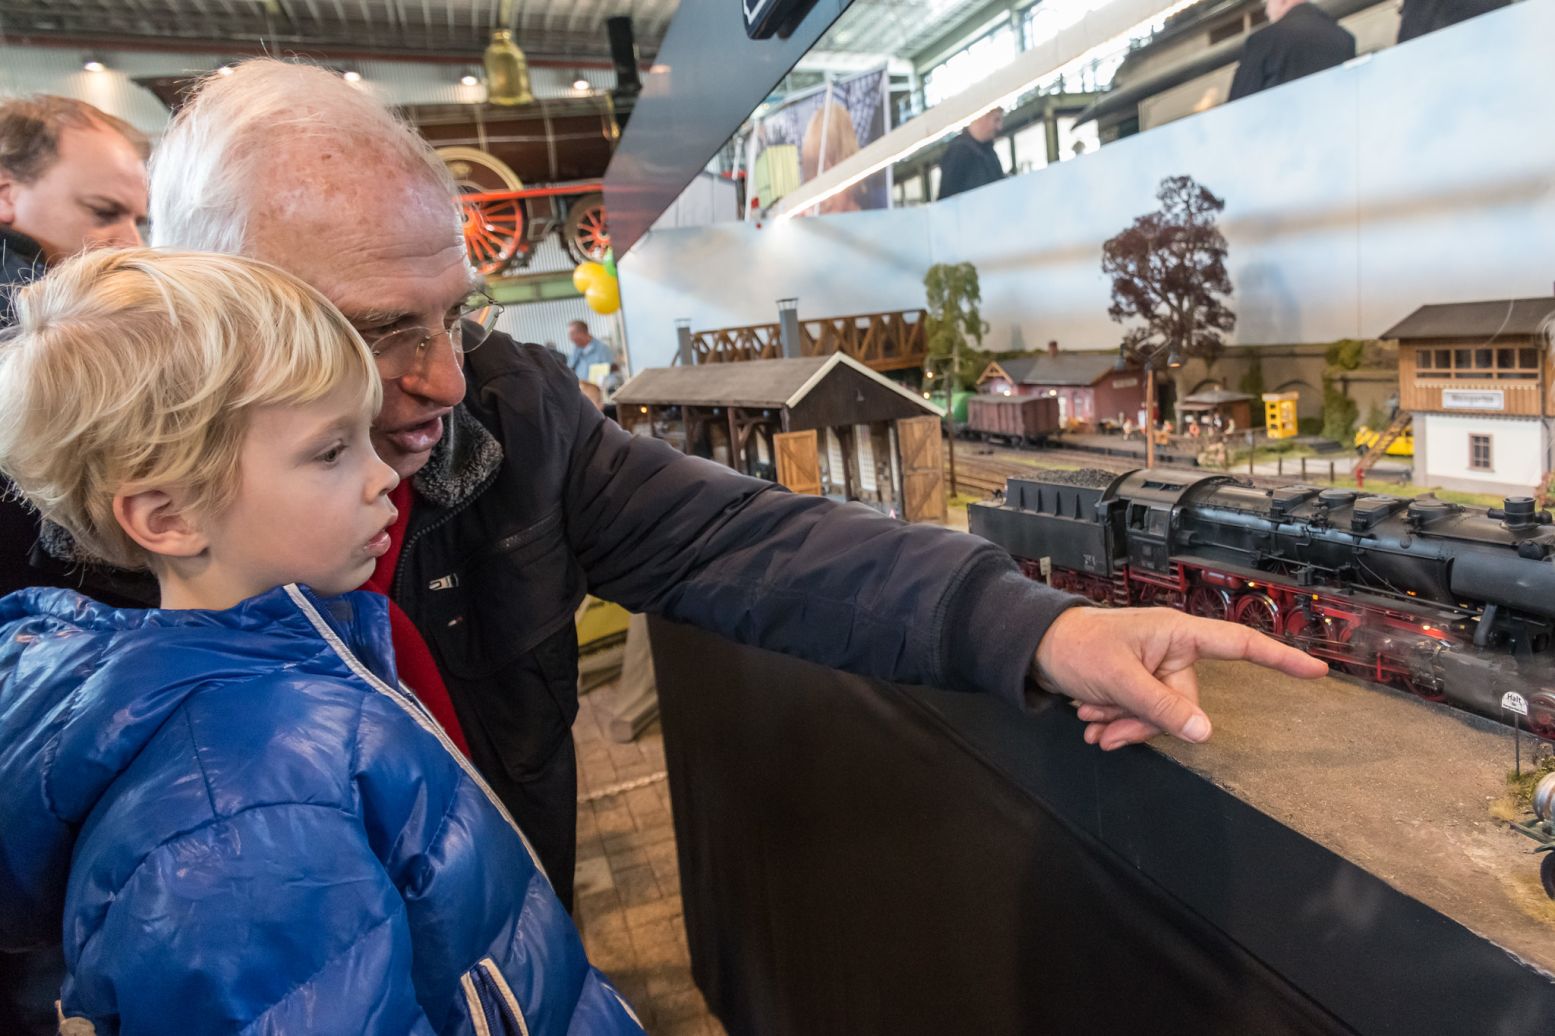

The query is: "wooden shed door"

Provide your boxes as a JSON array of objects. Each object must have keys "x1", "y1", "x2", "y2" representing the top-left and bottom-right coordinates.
[
  {"x1": 775, "y1": 430, "x2": 822, "y2": 495},
  {"x1": 896, "y1": 416, "x2": 946, "y2": 522}
]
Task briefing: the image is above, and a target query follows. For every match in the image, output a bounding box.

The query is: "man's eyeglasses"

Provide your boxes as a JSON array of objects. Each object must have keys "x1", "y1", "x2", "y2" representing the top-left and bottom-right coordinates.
[{"x1": 365, "y1": 293, "x2": 505, "y2": 380}]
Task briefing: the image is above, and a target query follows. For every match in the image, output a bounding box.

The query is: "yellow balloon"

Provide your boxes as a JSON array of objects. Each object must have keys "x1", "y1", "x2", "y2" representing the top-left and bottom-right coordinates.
[
  {"x1": 572, "y1": 261, "x2": 607, "y2": 293},
  {"x1": 585, "y1": 280, "x2": 620, "y2": 315}
]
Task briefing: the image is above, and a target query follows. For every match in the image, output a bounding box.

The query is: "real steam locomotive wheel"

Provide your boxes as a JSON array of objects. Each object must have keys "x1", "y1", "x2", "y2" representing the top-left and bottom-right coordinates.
[
  {"x1": 1231, "y1": 593, "x2": 1279, "y2": 635},
  {"x1": 438, "y1": 146, "x2": 526, "y2": 276},
  {"x1": 564, "y1": 192, "x2": 610, "y2": 264},
  {"x1": 1186, "y1": 585, "x2": 1230, "y2": 621},
  {"x1": 1542, "y1": 853, "x2": 1555, "y2": 901}
]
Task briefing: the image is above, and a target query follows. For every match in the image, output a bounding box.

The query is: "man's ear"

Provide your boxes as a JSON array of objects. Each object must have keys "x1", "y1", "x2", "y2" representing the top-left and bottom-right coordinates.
[
  {"x1": 113, "y1": 488, "x2": 208, "y2": 559},
  {"x1": 0, "y1": 173, "x2": 17, "y2": 225}
]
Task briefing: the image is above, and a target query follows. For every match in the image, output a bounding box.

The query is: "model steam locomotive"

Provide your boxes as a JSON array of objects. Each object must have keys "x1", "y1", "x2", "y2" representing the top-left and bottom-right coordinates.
[{"x1": 970, "y1": 467, "x2": 1555, "y2": 737}]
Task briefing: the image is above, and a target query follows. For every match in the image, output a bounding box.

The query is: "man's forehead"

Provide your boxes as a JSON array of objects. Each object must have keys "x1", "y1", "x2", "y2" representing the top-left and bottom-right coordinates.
[{"x1": 245, "y1": 154, "x2": 476, "y2": 318}]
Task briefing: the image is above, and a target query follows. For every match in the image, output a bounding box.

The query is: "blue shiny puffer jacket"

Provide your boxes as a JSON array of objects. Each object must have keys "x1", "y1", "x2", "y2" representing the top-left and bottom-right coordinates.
[{"x1": 0, "y1": 584, "x2": 643, "y2": 1035}]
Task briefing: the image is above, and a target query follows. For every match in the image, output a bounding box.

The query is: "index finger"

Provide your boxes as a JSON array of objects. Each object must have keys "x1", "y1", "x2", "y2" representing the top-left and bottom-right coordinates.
[{"x1": 1184, "y1": 618, "x2": 1328, "y2": 678}]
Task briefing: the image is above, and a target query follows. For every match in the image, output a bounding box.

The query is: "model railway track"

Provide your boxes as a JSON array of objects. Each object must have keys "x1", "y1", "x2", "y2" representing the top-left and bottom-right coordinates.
[{"x1": 948, "y1": 443, "x2": 1371, "y2": 498}]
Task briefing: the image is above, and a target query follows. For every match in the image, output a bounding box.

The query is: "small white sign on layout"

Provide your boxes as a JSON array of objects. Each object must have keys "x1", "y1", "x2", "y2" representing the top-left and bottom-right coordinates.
[
  {"x1": 1442, "y1": 389, "x2": 1505, "y2": 410},
  {"x1": 1502, "y1": 691, "x2": 1529, "y2": 716}
]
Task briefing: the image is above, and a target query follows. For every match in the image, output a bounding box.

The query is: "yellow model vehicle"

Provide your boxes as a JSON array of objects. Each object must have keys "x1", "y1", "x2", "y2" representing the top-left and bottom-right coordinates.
[{"x1": 1353, "y1": 424, "x2": 1414, "y2": 457}]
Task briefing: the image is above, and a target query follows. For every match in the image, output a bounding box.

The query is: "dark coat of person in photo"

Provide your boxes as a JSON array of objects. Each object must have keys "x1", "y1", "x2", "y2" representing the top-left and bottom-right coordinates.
[
  {"x1": 0, "y1": 226, "x2": 45, "y2": 326},
  {"x1": 1228, "y1": 1, "x2": 1357, "y2": 101},
  {"x1": 936, "y1": 128, "x2": 1006, "y2": 200},
  {"x1": 1397, "y1": 0, "x2": 1509, "y2": 43}
]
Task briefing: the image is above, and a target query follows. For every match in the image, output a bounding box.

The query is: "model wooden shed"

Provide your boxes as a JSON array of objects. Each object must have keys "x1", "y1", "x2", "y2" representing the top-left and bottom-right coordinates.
[
  {"x1": 975, "y1": 351, "x2": 1146, "y2": 431},
  {"x1": 614, "y1": 353, "x2": 947, "y2": 521},
  {"x1": 1178, "y1": 388, "x2": 1255, "y2": 430}
]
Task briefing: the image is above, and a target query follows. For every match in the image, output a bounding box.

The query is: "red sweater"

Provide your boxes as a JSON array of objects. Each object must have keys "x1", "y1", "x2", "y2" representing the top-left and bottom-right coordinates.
[{"x1": 362, "y1": 481, "x2": 471, "y2": 757}]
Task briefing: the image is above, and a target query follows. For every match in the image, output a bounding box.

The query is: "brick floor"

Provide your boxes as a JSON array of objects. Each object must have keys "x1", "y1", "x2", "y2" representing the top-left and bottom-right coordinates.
[{"x1": 573, "y1": 682, "x2": 727, "y2": 1035}]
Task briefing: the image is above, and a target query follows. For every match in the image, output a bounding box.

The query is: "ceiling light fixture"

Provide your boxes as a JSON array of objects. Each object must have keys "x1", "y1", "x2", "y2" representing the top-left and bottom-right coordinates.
[
  {"x1": 82, "y1": 58, "x2": 106, "y2": 73},
  {"x1": 342, "y1": 69, "x2": 363, "y2": 82},
  {"x1": 572, "y1": 75, "x2": 591, "y2": 91},
  {"x1": 460, "y1": 73, "x2": 480, "y2": 87},
  {"x1": 217, "y1": 64, "x2": 235, "y2": 77}
]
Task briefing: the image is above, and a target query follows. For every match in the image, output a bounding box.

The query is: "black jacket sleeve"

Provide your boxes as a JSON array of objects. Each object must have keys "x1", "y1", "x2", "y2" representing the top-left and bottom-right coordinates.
[{"x1": 526, "y1": 363, "x2": 1083, "y2": 708}]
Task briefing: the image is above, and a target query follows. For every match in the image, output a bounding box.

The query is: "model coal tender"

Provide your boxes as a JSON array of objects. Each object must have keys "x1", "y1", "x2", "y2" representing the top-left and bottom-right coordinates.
[{"x1": 970, "y1": 467, "x2": 1555, "y2": 737}]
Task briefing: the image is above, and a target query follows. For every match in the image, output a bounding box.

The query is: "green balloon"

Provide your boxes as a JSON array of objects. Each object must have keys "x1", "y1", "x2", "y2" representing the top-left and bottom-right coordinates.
[{"x1": 603, "y1": 256, "x2": 618, "y2": 279}]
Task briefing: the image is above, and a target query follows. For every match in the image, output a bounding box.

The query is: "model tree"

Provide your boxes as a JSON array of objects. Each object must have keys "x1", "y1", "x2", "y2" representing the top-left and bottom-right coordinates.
[
  {"x1": 1102, "y1": 175, "x2": 1236, "y2": 463},
  {"x1": 923, "y1": 261, "x2": 987, "y2": 494}
]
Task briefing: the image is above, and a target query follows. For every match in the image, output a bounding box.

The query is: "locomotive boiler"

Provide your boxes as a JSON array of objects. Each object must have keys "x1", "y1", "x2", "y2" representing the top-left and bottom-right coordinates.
[{"x1": 970, "y1": 468, "x2": 1555, "y2": 737}]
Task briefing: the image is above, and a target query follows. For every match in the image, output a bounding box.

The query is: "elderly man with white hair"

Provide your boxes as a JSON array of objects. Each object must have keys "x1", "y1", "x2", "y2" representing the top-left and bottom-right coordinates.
[{"x1": 6, "y1": 61, "x2": 1324, "y2": 929}]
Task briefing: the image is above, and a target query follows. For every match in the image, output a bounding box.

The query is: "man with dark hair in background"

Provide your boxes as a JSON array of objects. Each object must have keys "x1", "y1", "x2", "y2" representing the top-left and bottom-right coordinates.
[
  {"x1": 0, "y1": 92, "x2": 149, "y2": 1036},
  {"x1": 1228, "y1": 0, "x2": 1356, "y2": 101},
  {"x1": 0, "y1": 95, "x2": 148, "y2": 324},
  {"x1": 936, "y1": 107, "x2": 1005, "y2": 201}
]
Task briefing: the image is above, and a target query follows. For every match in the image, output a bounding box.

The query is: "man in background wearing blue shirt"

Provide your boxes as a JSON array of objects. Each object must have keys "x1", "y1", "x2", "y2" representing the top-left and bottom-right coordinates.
[{"x1": 567, "y1": 318, "x2": 614, "y2": 381}]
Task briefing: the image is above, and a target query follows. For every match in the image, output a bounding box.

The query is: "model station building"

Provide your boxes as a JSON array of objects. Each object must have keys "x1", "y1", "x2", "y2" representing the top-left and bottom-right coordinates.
[{"x1": 1385, "y1": 297, "x2": 1555, "y2": 496}]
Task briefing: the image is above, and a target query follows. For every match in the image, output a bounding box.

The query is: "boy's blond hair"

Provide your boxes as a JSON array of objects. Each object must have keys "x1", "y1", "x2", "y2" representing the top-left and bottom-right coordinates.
[{"x1": 0, "y1": 249, "x2": 381, "y2": 570}]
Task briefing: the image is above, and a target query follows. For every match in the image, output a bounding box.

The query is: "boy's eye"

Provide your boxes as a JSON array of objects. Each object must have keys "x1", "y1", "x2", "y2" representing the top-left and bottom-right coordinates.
[{"x1": 317, "y1": 444, "x2": 346, "y2": 464}]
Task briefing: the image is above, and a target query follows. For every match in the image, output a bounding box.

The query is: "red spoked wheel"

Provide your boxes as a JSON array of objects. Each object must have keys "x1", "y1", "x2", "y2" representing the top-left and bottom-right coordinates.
[
  {"x1": 564, "y1": 192, "x2": 609, "y2": 263},
  {"x1": 439, "y1": 146, "x2": 526, "y2": 276},
  {"x1": 1231, "y1": 593, "x2": 1279, "y2": 635},
  {"x1": 1186, "y1": 584, "x2": 1230, "y2": 621},
  {"x1": 1529, "y1": 693, "x2": 1555, "y2": 741}
]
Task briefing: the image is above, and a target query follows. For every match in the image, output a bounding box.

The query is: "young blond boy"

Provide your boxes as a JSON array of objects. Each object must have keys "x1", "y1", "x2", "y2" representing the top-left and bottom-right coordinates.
[{"x1": 0, "y1": 250, "x2": 642, "y2": 1034}]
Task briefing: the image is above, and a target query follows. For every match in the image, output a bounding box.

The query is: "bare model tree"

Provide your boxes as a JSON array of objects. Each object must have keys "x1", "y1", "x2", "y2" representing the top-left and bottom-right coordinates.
[{"x1": 1102, "y1": 176, "x2": 1236, "y2": 465}]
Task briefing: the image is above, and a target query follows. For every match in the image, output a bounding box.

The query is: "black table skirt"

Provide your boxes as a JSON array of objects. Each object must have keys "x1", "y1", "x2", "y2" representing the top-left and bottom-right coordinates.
[{"x1": 649, "y1": 619, "x2": 1555, "y2": 1036}]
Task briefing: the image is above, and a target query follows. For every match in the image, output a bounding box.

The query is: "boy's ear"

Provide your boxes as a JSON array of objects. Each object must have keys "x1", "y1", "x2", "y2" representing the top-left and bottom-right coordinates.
[{"x1": 113, "y1": 489, "x2": 208, "y2": 559}]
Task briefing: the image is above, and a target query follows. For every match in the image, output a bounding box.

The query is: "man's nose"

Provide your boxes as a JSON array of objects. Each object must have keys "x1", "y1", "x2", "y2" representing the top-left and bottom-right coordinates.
[
  {"x1": 397, "y1": 332, "x2": 466, "y2": 408},
  {"x1": 108, "y1": 221, "x2": 143, "y2": 248}
]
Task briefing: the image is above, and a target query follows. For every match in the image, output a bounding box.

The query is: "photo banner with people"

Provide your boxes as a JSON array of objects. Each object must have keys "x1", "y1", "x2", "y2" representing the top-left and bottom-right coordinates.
[{"x1": 746, "y1": 66, "x2": 891, "y2": 217}]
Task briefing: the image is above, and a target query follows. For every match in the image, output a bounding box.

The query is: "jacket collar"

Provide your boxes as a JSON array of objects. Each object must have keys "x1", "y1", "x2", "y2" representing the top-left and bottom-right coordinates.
[
  {"x1": 0, "y1": 225, "x2": 45, "y2": 270},
  {"x1": 411, "y1": 401, "x2": 504, "y2": 509}
]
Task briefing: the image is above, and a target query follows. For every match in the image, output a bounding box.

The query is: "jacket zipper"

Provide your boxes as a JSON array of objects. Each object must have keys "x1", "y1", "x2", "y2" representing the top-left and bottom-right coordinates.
[
  {"x1": 458, "y1": 957, "x2": 531, "y2": 1036},
  {"x1": 280, "y1": 584, "x2": 550, "y2": 883},
  {"x1": 390, "y1": 467, "x2": 501, "y2": 603}
]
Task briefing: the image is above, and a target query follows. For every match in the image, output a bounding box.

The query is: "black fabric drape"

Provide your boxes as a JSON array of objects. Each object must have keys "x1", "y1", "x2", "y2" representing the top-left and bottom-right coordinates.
[{"x1": 651, "y1": 619, "x2": 1555, "y2": 1035}]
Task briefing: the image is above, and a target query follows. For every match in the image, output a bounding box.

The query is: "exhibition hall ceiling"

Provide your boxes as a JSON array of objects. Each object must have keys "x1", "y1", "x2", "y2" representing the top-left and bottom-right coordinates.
[
  {"x1": 0, "y1": 0, "x2": 682, "y2": 60},
  {"x1": 818, "y1": 0, "x2": 999, "y2": 60}
]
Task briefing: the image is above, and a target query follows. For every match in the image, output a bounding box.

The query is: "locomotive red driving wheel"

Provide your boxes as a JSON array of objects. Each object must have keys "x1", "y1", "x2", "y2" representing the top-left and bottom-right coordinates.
[
  {"x1": 1529, "y1": 692, "x2": 1555, "y2": 740},
  {"x1": 1231, "y1": 593, "x2": 1279, "y2": 635},
  {"x1": 1186, "y1": 584, "x2": 1230, "y2": 621}
]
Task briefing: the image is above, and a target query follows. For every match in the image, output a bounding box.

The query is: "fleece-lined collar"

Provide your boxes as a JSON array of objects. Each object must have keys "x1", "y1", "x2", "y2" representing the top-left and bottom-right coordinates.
[{"x1": 411, "y1": 402, "x2": 504, "y2": 509}]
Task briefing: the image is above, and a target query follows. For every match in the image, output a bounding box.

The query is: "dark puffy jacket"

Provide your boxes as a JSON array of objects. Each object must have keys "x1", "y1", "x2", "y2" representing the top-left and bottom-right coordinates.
[
  {"x1": 0, "y1": 585, "x2": 643, "y2": 1035},
  {"x1": 393, "y1": 337, "x2": 1077, "y2": 793}
]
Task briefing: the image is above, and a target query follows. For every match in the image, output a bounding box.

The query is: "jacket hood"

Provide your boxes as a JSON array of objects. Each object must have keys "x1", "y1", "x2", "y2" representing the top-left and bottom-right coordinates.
[{"x1": 0, "y1": 584, "x2": 397, "y2": 950}]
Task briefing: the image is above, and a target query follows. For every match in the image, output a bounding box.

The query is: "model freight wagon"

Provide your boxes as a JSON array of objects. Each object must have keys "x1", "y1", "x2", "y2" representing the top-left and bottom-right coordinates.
[
  {"x1": 970, "y1": 467, "x2": 1555, "y2": 739},
  {"x1": 963, "y1": 395, "x2": 1059, "y2": 446}
]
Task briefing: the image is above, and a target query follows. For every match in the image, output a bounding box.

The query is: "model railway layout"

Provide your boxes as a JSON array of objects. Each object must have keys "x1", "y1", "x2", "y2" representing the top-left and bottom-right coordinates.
[{"x1": 971, "y1": 467, "x2": 1555, "y2": 738}]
